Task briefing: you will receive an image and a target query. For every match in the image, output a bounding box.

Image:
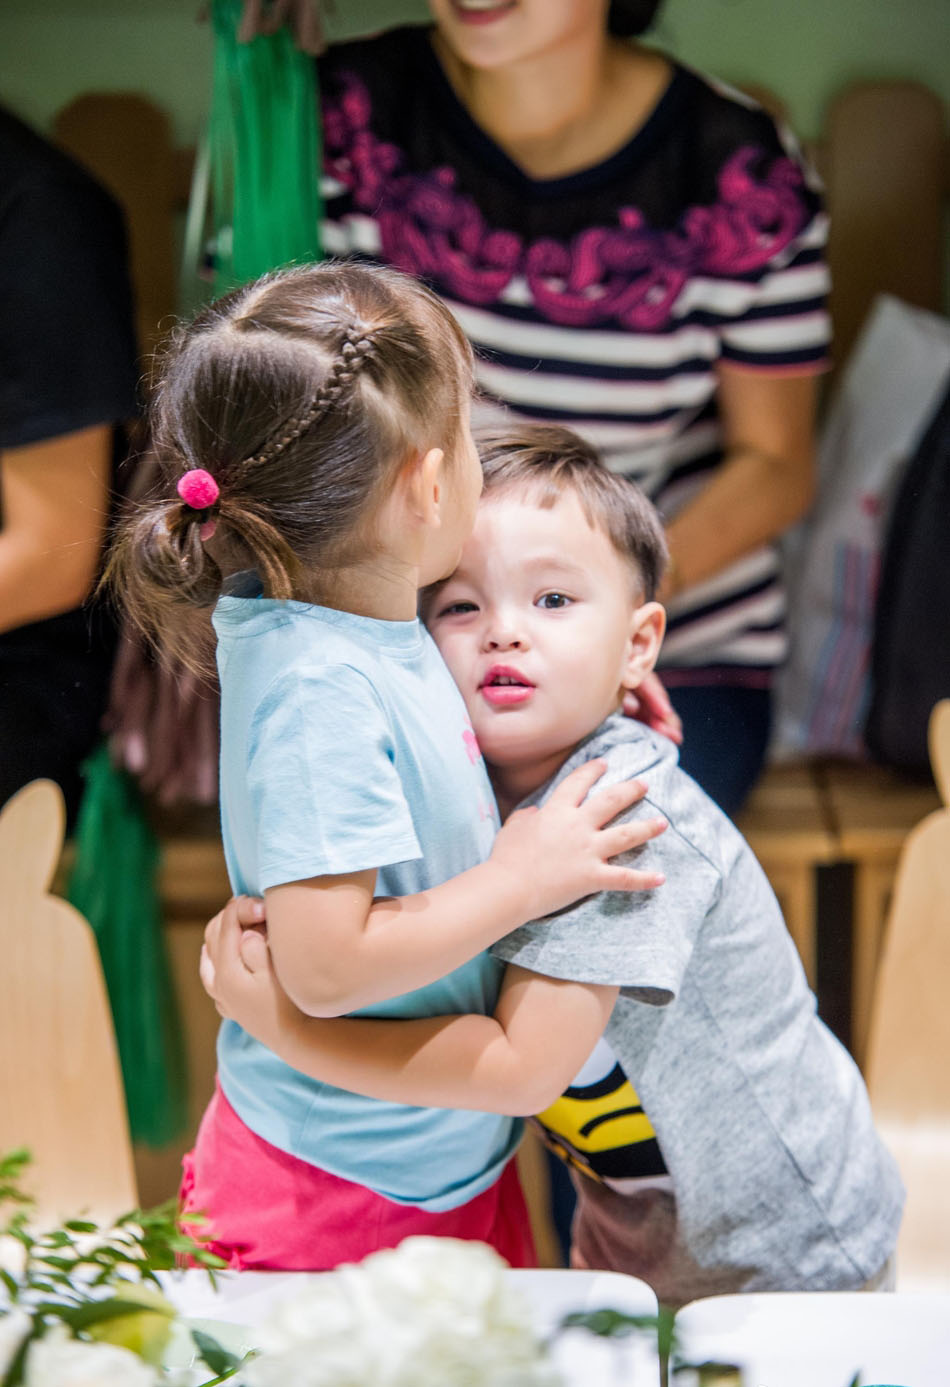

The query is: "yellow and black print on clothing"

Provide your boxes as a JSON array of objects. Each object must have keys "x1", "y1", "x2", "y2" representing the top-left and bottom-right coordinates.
[{"x1": 534, "y1": 1037, "x2": 669, "y2": 1194}]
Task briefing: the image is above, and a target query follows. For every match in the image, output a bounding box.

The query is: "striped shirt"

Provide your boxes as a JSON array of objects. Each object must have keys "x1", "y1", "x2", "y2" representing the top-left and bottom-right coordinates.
[{"x1": 318, "y1": 28, "x2": 831, "y2": 677}]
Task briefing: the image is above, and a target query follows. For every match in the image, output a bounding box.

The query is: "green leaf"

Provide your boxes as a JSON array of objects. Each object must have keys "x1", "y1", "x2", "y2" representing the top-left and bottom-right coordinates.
[
  {"x1": 63, "y1": 1221, "x2": 99, "y2": 1234},
  {"x1": 197, "y1": 1362, "x2": 252, "y2": 1387},
  {"x1": 559, "y1": 1307, "x2": 661, "y2": 1339},
  {"x1": 0, "y1": 1319, "x2": 39, "y2": 1387},
  {"x1": 192, "y1": 1327, "x2": 244, "y2": 1375},
  {"x1": 57, "y1": 1296, "x2": 173, "y2": 1332},
  {"x1": 656, "y1": 1306, "x2": 677, "y2": 1362}
]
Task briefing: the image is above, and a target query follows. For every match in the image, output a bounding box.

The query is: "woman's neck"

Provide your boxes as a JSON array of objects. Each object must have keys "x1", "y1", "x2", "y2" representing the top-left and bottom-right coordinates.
[{"x1": 433, "y1": 33, "x2": 670, "y2": 181}]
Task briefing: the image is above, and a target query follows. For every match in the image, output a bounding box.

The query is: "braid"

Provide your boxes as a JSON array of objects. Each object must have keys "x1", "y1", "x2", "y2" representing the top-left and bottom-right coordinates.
[{"x1": 243, "y1": 324, "x2": 376, "y2": 471}]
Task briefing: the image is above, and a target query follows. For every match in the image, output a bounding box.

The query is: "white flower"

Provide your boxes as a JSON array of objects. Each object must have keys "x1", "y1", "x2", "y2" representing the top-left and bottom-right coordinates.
[
  {"x1": 243, "y1": 1238, "x2": 562, "y2": 1387},
  {"x1": 0, "y1": 1308, "x2": 31, "y2": 1377},
  {"x1": 23, "y1": 1326, "x2": 161, "y2": 1387}
]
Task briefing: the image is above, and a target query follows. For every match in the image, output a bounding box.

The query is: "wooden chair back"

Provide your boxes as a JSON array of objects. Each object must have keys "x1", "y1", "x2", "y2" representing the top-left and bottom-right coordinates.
[
  {"x1": 865, "y1": 701, "x2": 950, "y2": 1288},
  {"x1": 0, "y1": 780, "x2": 137, "y2": 1226},
  {"x1": 819, "y1": 82, "x2": 948, "y2": 369},
  {"x1": 52, "y1": 92, "x2": 187, "y2": 360}
]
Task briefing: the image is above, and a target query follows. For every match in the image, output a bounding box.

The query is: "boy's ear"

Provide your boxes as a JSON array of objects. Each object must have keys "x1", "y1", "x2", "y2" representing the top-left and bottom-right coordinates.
[
  {"x1": 621, "y1": 601, "x2": 666, "y2": 690},
  {"x1": 402, "y1": 447, "x2": 447, "y2": 529}
]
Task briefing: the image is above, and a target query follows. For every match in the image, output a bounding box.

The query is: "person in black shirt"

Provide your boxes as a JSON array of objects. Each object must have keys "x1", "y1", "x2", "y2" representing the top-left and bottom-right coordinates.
[{"x1": 0, "y1": 106, "x2": 139, "y2": 823}]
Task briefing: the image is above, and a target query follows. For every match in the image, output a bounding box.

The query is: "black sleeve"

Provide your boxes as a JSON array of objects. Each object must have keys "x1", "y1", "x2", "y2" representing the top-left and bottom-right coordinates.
[{"x1": 0, "y1": 153, "x2": 139, "y2": 451}]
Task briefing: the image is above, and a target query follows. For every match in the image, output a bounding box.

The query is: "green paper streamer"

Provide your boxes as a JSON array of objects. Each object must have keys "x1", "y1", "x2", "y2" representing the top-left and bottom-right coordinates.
[
  {"x1": 66, "y1": 746, "x2": 188, "y2": 1148},
  {"x1": 209, "y1": 0, "x2": 323, "y2": 293}
]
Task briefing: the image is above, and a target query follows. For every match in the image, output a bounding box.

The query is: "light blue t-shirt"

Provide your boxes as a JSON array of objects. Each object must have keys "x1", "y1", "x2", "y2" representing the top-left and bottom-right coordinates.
[{"x1": 212, "y1": 595, "x2": 520, "y2": 1211}]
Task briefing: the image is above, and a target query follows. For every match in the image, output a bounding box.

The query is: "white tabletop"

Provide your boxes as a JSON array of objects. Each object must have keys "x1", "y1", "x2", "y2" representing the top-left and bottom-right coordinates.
[
  {"x1": 159, "y1": 1266, "x2": 661, "y2": 1386},
  {"x1": 673, "y1": 1291, "x2": 950, "y2": 1387}
]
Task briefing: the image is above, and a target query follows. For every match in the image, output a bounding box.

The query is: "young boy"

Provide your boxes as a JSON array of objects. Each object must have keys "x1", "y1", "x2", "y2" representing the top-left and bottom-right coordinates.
[{"x1": 202, "y1": 425, "x2": 903, "y2": 1307}]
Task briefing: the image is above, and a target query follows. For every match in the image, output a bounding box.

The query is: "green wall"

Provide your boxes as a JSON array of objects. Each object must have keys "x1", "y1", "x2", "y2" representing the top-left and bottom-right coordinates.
[{"x1": 1, "y1": 0, "x2": 947, "y2": 146}]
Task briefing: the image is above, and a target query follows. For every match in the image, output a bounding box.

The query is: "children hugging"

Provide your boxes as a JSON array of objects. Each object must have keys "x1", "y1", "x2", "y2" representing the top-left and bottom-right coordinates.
[
  {"x1": 108, "y1": 261, "x2": 665, "y2": 1274},
  {"x1": 112, "y1": 260, "x2": 902, "y2": 1307}
]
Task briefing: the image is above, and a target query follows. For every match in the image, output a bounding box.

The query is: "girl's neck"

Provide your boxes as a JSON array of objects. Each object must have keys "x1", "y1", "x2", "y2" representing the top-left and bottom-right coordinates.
[
  {"x1": 432, "y1": 33, "x2": 670, "y2": 181},
  {"x1": 301, "y1": 558, "x2": 420, "y2": 623}
]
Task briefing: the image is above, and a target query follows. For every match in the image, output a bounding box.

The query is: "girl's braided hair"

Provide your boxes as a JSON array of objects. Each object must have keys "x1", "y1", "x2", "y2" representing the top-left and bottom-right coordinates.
[
  {"x1": 242, "y1": 324, "x2": 378, "y2": 471},
  {"x1": 106, "y1": 261, "x2": 473, "y2": 672}
]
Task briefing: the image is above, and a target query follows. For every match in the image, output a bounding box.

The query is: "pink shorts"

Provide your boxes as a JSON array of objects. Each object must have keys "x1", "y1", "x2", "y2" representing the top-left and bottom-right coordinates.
[{"x1": 179, "y1": 1082, "x2": 537, "y2": 1271}]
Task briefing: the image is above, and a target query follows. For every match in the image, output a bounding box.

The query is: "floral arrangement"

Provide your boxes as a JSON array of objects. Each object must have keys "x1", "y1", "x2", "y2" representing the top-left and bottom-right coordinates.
[
  {"x1": 0, "y1": 1150, "x2": 236, "y2": 1386},
  {"x1": 0, "y1": 1150, "x2": 661, "y2": 1387},
  {"x1": 239, "y1": 1237, "x2": 561, "y2": 1387}
]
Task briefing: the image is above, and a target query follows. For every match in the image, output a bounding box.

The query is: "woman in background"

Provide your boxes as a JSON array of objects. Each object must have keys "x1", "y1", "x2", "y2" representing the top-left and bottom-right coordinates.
[{"x1": 315, "y1": 0, "x2": 829, "y2": 816}]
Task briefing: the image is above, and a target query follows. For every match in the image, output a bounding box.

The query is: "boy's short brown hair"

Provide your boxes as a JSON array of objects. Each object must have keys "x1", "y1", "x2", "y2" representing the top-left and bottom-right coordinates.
[{"x1": 475, "y1": 424, "x2": 669, "y2": 599}]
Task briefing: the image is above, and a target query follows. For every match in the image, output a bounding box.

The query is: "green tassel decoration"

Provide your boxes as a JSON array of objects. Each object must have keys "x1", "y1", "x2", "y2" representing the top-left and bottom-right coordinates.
[{"x1": 209, "y1": 0, "x2": 323, "y2": 293}]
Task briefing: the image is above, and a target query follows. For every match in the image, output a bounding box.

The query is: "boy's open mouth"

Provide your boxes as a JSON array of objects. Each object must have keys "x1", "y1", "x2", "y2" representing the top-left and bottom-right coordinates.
[{"x1": 479, "y1": 665, "x2": 535, "y2": 707}]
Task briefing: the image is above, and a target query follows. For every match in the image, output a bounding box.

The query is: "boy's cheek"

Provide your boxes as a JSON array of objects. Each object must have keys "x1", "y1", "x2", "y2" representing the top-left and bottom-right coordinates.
[{"x1": 431, "y1": 632, "x2": 469, "y2": 685}]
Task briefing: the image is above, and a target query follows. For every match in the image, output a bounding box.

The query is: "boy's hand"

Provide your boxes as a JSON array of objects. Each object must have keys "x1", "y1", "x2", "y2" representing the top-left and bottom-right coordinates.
[
  {"x1": 489, "y1": 759, "x2": 667, "y2": 921},
  {"x1": 622, "y1": 671, "x2": 683, "y2": 745},
  {"x1": 200, "y1": 895, "x2": 292, "y2": 1047}
]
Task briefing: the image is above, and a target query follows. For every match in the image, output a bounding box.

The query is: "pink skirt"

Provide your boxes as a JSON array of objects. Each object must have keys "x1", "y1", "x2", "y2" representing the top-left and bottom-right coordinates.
[{"x1": 180, "y1": 1081, "x2": 537, "y2": 1271}]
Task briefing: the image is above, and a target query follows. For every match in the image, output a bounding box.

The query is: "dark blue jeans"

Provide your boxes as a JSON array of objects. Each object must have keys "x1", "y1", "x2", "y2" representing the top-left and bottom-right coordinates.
[
  {"x1": 667, "y1": 683, "x2": 773, "y2": 818},
  {"x1": 544, "y1": 681, "x2": 773, "y2": 1260}
]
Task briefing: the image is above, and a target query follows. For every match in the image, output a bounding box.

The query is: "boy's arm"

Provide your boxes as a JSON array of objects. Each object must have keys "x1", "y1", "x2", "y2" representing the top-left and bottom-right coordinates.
[
  {"x1": 202, "y1": 917, "x2": 617, "y2": 1117},
  {"x1": 262, "y1": 762, "x2": 665, "y2": 1016}
]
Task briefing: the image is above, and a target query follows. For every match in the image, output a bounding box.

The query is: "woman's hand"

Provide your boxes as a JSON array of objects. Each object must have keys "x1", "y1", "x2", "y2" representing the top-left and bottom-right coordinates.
[
  {"x1": 489, "y1": 759, "x2": 667, "y2": 921},
  {"x1": 621, "y1": 672, "x2": 683, "y2": 744}
]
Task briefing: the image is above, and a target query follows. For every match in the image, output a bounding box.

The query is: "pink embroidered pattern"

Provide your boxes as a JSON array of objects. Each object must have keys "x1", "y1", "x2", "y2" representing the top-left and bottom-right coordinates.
[
  {"x1": 462, "y1": 726, "x2": 482, "y2": 766},
  {"x1": 324, "y1": 73, "x2": 811, "y2": 330}
]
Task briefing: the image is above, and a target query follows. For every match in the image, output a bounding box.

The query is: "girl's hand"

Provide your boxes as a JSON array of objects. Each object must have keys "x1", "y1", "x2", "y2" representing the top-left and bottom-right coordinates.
[
  {"x1": 200, "y1": 893, "x2": 267, "y2": 1004},
  {"x1": 489, "y1": 759, "x2": 667, "y2": 921},
  {"x1": 201, "y1": 895, "x2": 290, "y2": 1046},
  {"x1": 621, "y1": 672, "x2": 683, "y2": 744}
]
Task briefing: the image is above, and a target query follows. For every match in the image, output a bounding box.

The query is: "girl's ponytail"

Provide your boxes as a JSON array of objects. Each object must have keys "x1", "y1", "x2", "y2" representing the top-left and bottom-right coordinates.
[{"x1": 104, "y1": 476, "x2": 224, "y2": 674}]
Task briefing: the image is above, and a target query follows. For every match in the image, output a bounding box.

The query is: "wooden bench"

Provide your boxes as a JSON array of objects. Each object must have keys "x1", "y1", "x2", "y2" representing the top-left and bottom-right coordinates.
[{"x1": 735, "y1": 762, "x2": 837, "y2": 988}]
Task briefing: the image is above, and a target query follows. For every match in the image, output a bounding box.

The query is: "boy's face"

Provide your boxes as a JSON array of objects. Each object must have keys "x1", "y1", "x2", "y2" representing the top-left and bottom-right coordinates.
[{"x1": 427, "y1": 488, "x2": 664, "y2": 772}]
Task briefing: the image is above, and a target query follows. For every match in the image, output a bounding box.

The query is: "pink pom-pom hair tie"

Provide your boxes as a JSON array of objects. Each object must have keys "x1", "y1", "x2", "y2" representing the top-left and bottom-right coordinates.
[{"x1": 177, "y1": 468, "x2": 220, "y2": 510}]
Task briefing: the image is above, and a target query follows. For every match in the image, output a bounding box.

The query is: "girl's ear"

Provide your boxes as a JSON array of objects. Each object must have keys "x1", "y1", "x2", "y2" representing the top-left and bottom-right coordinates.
[
  {"x1": 402, "y1": 447, "x2": 447, "y2": 529},
  {"x1": 621, "y1": 600, "x2": 666, "y2": 691}
]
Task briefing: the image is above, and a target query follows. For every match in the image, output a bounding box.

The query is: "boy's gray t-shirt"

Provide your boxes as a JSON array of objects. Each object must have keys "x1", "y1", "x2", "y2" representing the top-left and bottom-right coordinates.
[{"x1": 492, "y1": 713, "x2": 904, "y2": 1291}]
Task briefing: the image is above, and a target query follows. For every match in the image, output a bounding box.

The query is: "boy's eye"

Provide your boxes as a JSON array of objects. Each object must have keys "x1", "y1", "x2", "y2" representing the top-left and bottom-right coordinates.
[
  {"x1": 437, "y1": 600, "x2": 479, "y2": 618},
  {"x1": 536, "y1": 592, "x2": 572, "y2": 610}
]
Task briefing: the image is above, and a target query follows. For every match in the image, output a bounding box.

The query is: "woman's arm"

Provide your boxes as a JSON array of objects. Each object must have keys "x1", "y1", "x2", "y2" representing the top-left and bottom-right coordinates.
[
  {"x1": 263, "y1": 763, "x2": 666, "y2": 1015},
  {"x1": 0, "y1": 424, "x2": 112, "y2": 632},
  {"x1": 660, "y1": 369, "x2": 818, "y2": 601},
  {"x1": 203, "y1": 915, "x2": 617, "y2": 1117}
]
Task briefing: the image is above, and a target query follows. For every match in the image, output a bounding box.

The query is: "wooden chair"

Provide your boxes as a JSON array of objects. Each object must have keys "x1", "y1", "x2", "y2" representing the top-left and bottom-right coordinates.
[
  {"x1": 865, "y1": 701, "x2": 950, "y2": 1291},
  {"x1": 735, "y1": 762, "x2": 836, "y2": 988},
  {"x1": 822, "y1": 761, "x2": 941, "y2": 1066},
  {"x1": 0, "y1": 780, "x2": 137, "y2": 1226}
]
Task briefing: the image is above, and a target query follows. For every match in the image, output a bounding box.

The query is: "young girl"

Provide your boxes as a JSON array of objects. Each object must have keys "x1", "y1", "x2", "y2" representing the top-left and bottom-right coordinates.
[{"x1": 108, "y1": 262, "x2": 663, "y2": 1271}]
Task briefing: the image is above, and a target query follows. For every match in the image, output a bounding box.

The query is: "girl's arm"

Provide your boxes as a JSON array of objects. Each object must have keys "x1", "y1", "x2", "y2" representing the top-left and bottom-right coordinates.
[
  {"x1": 202, "y1": 914, "x2": 617, "y2": 1117},
  {"x1": 263, "y1": 760, "x2": 665, "y2": 1016}
]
